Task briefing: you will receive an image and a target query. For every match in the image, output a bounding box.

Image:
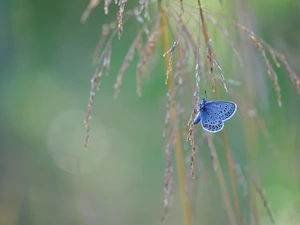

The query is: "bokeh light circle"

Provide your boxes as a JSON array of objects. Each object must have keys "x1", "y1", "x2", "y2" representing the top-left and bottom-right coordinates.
[{"x1": 47, "y1": 110, "x2": 109, "y2": 174}]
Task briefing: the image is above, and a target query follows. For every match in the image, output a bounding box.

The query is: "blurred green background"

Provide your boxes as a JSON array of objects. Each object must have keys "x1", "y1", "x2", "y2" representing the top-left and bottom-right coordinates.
[{"x1": 1, "y1": 0, "x2": 300, "y2": 225}]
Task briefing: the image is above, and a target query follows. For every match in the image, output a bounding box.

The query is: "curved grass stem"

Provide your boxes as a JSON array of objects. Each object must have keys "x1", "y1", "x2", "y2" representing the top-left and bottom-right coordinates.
[
  {"x1": 222, "y1": 127, "x2": 244, "y2": 225},
  {"x1": 160, "y1": 5, "x2": 192, "y2": 225},
  {"x1": 205, "y1": 134, "x2": 237, "y2": 225},
  {"x1": 196, "y1": 0, "x2": 243, "y2": 224}
]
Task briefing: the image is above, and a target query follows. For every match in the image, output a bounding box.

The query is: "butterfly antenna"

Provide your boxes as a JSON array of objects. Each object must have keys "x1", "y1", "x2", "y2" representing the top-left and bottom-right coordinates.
[{"x1": 203, "y1": 90, "x2": 207, "y2": 99}]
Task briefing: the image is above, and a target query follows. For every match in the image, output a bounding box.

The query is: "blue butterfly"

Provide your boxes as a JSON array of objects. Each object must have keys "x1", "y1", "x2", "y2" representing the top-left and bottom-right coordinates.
[{"x1": 193, "y1": 97, "x2": 237, "y2": 133}]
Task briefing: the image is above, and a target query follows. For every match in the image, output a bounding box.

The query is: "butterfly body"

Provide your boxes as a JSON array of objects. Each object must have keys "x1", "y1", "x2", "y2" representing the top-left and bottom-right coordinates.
[{"x1": 193, "y1": 98, "x2": 237, "y2": 133}]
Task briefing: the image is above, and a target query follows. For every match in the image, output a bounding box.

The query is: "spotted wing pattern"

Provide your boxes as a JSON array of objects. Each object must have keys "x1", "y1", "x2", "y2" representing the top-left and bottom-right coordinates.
[
  {"x1": 204, "y1": 101, "x2": 237, "y2": 122},
  {"x1": 200, "y1": 109, "x2": 224, "y2": 133}
]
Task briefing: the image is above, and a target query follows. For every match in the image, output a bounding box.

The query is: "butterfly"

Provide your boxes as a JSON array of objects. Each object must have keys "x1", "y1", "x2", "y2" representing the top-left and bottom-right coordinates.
[{"x1": 193, "y1": 97, "x2": 237, "y2": 133}]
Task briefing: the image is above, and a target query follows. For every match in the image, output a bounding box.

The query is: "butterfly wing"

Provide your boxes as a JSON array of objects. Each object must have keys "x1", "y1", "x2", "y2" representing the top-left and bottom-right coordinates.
[
  {"x1": 200, "y1": 110, "x2": 224, "y2": 133},
  {"x1": 204, "y1": 101, "x2": 237, "y2": 121},
  {"x1": 193, "y1": 112, "x2": 201, "y2": 125}
]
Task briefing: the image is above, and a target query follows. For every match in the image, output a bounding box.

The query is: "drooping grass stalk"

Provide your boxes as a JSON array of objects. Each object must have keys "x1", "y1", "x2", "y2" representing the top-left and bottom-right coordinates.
[
  {"x1": 160, "y1": 5, "x2": 192, "y2": 225},
  {"x1": 236, "y1": 4, "x2": 276, "y2": 222},
  {"x1": 249, "y1": 180, "x2": 259, "y2": 225},
  {"x1": 239, "y1": 33, "x2": 261, "y2": 225},
  {"x1": 221, "y1": 126, "x2": 243, "y2": 225},
  {"x1": 196, "y1": 0, "x2": 243, "y2": 224},
  {"x1": 242, "y1": 111, "x2": 259, "y2": 224},
  {"x1": 252, "y1": 179, "x2": 275, "y2": 224},
  {"x1": 205, "y1": 133, "x2": 238, "y2": 225}
]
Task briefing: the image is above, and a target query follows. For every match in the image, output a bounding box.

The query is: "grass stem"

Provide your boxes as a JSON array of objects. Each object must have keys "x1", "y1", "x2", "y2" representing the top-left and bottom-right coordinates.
[{"x1": 160, "y1": 5, "x2": 192, "y2": 225}]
